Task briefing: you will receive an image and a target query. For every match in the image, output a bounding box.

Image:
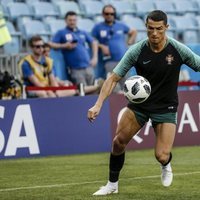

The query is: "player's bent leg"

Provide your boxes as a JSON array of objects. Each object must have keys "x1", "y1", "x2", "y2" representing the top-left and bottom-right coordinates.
[
  {"x1": 154, "y1": 123, "x2": 176, "y2": 187},
  {"x1": 93, "y1": 108, "x2": 142, "y2": 196}
]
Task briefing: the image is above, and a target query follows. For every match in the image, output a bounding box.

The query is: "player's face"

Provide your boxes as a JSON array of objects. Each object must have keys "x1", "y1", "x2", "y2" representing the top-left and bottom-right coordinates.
[
  {"x1": 31, "y1": 40, "x2": 44, "y2": 56},
  {"x1": 103, "y1": 7, "x2": 115, "y2": 24},
  {"x1": 146, "y1": 19, "x2": 168, "y2": 45},
  {"x1": 66, "y1": 15, "x2": 77, "y2": 29}
]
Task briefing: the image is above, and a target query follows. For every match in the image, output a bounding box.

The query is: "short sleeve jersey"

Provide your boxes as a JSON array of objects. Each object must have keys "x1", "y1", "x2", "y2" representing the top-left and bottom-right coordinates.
[
  {"x1": 52, "y1": 27, "x2": 94, "y2": 69},
  {"x1": 113, "y1": 37, "x2": 200, "y2": 113},
  {"x1": 92, "y1": 21, "x2": 130, "y2": 61}
]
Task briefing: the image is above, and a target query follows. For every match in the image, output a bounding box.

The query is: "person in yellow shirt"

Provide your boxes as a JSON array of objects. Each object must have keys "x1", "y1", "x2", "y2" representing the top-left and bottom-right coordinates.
[{"x1": 20, "y1": 35, "x2": 77, "y2": 98}]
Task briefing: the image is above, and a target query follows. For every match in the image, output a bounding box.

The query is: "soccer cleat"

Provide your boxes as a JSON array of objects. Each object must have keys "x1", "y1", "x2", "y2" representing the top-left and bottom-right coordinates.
[
  {"x1": 161, "y1": 162, "x2": 173, "y2": 187},
  {"x1": 93, "y1": 182, "x2": 118, "y2": 196}
]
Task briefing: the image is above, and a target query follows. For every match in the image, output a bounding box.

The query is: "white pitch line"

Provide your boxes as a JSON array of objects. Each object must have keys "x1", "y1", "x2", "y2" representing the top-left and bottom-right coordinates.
[{"x1": 0, "y1": 171, "x2": 200, "y2": 192}]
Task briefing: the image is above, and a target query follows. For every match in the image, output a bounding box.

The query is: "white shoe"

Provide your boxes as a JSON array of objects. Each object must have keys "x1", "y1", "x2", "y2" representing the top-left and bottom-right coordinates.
[
  {"x1": 161, "y1": 162, "x2": 173, "y2": 187},
  {"x1": 93, "y1": 181, "x2": 118, "y2": 196}
]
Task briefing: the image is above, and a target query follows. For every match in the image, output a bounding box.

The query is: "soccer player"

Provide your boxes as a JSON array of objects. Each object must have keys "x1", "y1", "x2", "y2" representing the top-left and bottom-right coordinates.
[{"x1": 87, "y1": 10, "x2": 200, "y2": 195}]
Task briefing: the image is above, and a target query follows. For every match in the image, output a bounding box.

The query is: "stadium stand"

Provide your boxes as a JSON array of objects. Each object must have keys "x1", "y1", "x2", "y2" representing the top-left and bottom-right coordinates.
[
  {"x1": 109, "y1": 1, "x2": 135, "y2": 17},
  {"x1": 29, "y1": 2, "x2": 59, "y2": 20},
  {"x1": 172, "y1": 0, "x2": 198, "y2": 15},
  {"x1": 21, "y1": 20, "x2": 51, "y2": 48},
  {"x1": 0, "y1": 0, "x2": 199, "y2": 87},
  {"x1": 168, "y1": 15, "x2": 199, "y2": 43},
  {"x1": 44, "y1": 18, "x2": 65, "y2": 36},
  {"x1": 79, "y1": 0, "x2": 104, "y2": 18},
  {"x1": 132, "y1": 0, "x2": 155, "y2": 18},
  {"x1": 77, "y1": 18, "x2": 95, "y2": 33},
  {"x1": 52, "y1": 1, "x2": 83, "y2": 18},
  {"x1": 121, "y1": 15, "x2": 146, "y2": 42},
  {"x1": 153, "y1": 1, "x2": 177, "y2": 15},
  {"x1": 6, "y1": 2, "x2": 33, "y2": 21}
]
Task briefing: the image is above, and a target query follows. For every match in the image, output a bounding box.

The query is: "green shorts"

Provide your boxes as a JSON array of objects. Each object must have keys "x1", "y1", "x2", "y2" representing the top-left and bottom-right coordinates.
[{"x1": 132, "y1": 109, "x2": 177, "y2": 127}]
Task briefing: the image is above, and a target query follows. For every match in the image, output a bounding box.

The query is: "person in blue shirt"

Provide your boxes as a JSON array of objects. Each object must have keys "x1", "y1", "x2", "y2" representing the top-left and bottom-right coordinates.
[
  {"x1": 92, "y1": 4, "x2": 137, "y2": 90},
  {"x1": 49, "y1": 11, "x2": 98, "y2": 86}
]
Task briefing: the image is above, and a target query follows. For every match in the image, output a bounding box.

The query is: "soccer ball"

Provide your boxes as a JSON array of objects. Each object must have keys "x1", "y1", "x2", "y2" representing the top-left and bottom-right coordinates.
[{"x1": 123, "y1": 75, "x2": 151, "y2": 103}]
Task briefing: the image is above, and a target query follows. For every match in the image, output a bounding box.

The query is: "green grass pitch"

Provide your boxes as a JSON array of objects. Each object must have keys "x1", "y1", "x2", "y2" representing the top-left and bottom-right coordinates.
[{"x1": 0, "y1": 146, "x2": 199, "y2": 200}]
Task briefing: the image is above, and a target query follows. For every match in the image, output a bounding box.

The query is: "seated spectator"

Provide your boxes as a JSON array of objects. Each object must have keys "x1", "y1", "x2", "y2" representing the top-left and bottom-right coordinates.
[{"x1": 19, "y1": 35, "x2": 78, "y2": 98}]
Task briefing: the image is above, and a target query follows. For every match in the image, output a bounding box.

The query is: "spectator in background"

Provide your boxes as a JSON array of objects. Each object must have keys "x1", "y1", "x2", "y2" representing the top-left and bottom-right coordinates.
[
  {"x1": 43, "y1": 42, "x2": 104, "y2": 95},
  {"x1": 48, "y1": 11, "x2": 98, "y2": 86},
  {"x1": 92, "y1": 4, "x2": 137, "y2": 91},
  {"x1": 20, "y1": 35, "x2": 78, "y2": 98}
]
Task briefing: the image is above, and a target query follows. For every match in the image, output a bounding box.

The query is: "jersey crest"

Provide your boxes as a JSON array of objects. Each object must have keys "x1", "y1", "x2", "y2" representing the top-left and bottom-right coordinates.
[{"x1": 166, "y1": 54, "x2": 174, "y2": 65}]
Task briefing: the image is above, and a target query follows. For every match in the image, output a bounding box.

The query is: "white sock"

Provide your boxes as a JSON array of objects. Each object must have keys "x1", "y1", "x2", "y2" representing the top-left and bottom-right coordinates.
[{"x1": 107, "y1": 180, "x2": 118, "y2": 188}]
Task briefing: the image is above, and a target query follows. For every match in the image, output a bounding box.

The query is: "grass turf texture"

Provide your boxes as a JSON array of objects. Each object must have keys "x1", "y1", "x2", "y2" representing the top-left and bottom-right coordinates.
[{"x1": 0, "y1": 146, "x2": 199, "y2": 200}]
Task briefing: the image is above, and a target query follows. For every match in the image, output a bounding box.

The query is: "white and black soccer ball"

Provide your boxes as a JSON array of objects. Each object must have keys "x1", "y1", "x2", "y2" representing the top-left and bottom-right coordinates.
[{"x1": 123, "y1": 75, "x2": 151, "y2": 104}]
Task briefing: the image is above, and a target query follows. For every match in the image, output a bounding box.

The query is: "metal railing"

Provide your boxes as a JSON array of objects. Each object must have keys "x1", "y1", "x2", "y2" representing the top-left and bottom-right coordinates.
[{"x1": 0, "y1": 53, "x2": 28, "y2": 79}]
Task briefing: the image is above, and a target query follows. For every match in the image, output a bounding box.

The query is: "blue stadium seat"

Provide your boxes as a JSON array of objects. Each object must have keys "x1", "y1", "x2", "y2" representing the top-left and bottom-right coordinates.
[
  {"x1": 77, "y1": 18, "x2": 95, "y2": 33},
  {"x1": 168, "y1": 15, "x2": 199, "y2": 42},
  {"x1": 101, "y1": 0, "x2": 115, "y2": 4},
  {"x1": 16, "y1": 17, "x2": 32, "y2": 33},
  {"x1": 167, "y1": 30, "x2": 176, "y2": 39},
  {"x1": 132, "y1": 0, "x2": 155, "y2": 18},
  {"x1": 183, "y1": 31, "x2": 199, "y2": 44},
  {"x1": 0, "y1": 0, "x2": 14, "y2": 6},
  {"x1": 110, "y1": 1, "x2": 135, "y2": 18},
  {"x1": 194, "y1": 15, "x2": 200, "y2": 27},
  {"x1": 24, "y1": 0, "x2": 40, "y2": 4},
  {"x1": 3, "y1": 21, "x2": 21, "y2": 54},
  {"x1": 30, "y1": 2, "x2": 59, "y2": 20},
  {"x1": 154, "y1": 1, "x2": 176, "y2": 15},
  {"x1": 193, "y1": 0, "x2": 200, "y2": 14},
  {"x1": 80, "y1": 0, "x2": 104, "y2": 18},
  {"x1": 172, "y1": 0, "x2": 197, "y2": 15},
  {"x1": 53, "y1": 1, "x2": 82, "y2": 18},
  {"x1": 21, "y1": 20, "x2": 51, "y2": 48},
  {"x1": 45, "y1": 19, "x2": 65, "y2": 36},
  {"x1": 6, "y1": 2, "x2": 33, "y2": 21},
  {"x1": 0, "y1": 3, "x2": 9, "y2": 19},
  {"x1": 121, "y1": 15, "x2": 146, "y2": 31},
  {"x1": 121, "y1": 16, "x2": 146, "y2": 42}
]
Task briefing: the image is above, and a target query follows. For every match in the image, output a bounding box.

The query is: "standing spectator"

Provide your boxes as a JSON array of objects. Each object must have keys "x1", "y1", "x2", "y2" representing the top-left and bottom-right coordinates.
[
  {"x1": 92, "y1": 4, "x2": 137, "y2": 90},
  {"x1": 49, "y1": 11, "x2": 98, "y2": 86},
  {"x1": 20, "y1": 35, "x2": 78, "y2": 98}
]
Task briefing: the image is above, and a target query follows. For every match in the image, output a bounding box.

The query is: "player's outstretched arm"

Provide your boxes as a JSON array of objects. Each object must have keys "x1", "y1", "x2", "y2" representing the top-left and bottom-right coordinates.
[{"x1": 87, "y1": 73, "x2": 121, "y2": 122}]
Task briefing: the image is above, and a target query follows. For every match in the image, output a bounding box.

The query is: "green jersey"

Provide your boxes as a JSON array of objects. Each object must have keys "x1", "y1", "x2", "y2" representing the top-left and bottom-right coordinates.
[{"x1": 113, "y1": 37, "x2": 200, "y2": 113}]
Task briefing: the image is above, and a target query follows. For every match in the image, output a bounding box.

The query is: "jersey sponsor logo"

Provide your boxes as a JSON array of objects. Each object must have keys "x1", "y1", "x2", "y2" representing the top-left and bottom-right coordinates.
[
  {"x1": 65, "y1": 34, "x2": 73, "y2": 42},
  {"x1": 143, "y1": 60, "x2": 151, "y2": 64},
  {"x1": 166, "y1": 54, "x2": 174, "y2": 65},
  {"x1": 168, "y1": 106, "x2": 174, "y2": 110},
  {"x1": 100, "y1": 30, "x2": 107, "y2": 37}
]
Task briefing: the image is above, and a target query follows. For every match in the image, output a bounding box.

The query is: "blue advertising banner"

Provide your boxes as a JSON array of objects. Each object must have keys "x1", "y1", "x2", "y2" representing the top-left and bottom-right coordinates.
[{"x1": 0, "y1": 96, "x2": 112, "y2": 159}]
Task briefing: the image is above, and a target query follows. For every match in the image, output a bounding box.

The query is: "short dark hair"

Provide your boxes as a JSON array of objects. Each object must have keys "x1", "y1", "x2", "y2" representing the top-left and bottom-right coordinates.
[
  {"x1": 146, "y1": 10, "x2": 168, "y2": 25},
  {"x1": 102, "y1": 4, "x2": 116, "y2": 14},
  {"x1": 65, "y1": 11, "x2": 77, "y2": 19},
  {"x1": 44, "y1": 43, "x2": 51, "y2": 49},
  {"x1": 29, "y1": 35, "x2": 43, "y2": 47}
]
